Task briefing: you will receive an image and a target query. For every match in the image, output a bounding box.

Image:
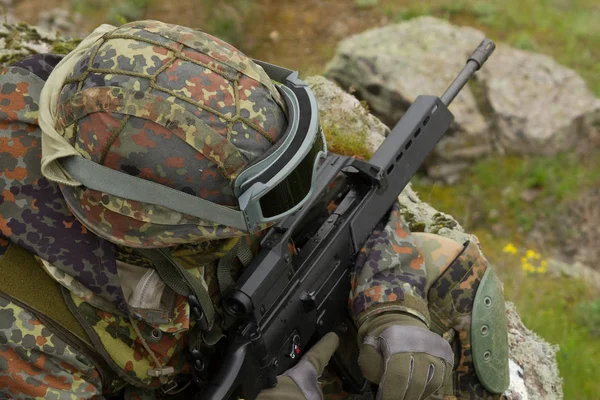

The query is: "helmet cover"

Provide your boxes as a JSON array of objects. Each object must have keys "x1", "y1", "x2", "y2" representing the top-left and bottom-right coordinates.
[{"x1": 54, "y1": 20, "x2": 288, "y2": 248}]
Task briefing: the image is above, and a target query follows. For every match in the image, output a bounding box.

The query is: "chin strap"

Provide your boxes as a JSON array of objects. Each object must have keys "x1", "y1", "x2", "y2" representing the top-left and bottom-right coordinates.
[{"x1": 217, "y1": 238, "x2": 254, "y2": 295}]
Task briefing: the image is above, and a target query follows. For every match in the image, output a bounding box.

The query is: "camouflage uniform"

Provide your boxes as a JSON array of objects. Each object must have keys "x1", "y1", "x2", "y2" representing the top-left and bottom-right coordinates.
[{"x1": 0, "y1": 21, "x2": 504, "y2": 399}]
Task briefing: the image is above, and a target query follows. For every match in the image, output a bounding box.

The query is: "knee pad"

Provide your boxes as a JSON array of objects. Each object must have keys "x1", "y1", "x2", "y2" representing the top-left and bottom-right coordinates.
[{"x1": 428, "y1": 240, "x2": 509, "y2": 398}]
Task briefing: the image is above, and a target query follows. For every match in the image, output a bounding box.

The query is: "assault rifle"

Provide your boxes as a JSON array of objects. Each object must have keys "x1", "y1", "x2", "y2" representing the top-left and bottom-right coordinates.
[{"x1": 201, "y1": 39, "x2": 496, "y2": 399}]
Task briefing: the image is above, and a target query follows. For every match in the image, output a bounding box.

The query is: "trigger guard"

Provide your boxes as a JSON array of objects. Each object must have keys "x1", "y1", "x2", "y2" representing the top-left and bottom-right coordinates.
[{"x1": 471, "y1": 267, "x2": 509, "y2": 394}]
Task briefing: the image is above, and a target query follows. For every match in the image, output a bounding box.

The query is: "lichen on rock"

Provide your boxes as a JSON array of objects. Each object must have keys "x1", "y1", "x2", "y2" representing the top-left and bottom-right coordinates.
[
  {"x1": 0, "y1": 21, "x2": 80, "y2": 66},
  {"x1": 306, "y1": 75, "x2": 388, "y2": 158}
]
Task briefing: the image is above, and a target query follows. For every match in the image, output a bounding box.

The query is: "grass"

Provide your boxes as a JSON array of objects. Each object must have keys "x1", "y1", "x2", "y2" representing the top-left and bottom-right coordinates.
[
  {"x1": 354, "y1": 0, "x2": 379, "y2": 9},
  {"x1": 577, "y1": 299, "x2": 600, "y2": 338},
  {"x1": 197, "y1": 0, "x2": 253, "y2": 47},
  {"x1": 472, "y1": 235, "x2": 600, "y2": 399},
  {"x1": 412, "y1": 151, "x2": 600, "y2": 234},
  {"x1": 68, "y1": 0, "x2": 252, "y2": 47},
  {"x1": 379, "y1": 0, "x2": 600, "y2": 96}
]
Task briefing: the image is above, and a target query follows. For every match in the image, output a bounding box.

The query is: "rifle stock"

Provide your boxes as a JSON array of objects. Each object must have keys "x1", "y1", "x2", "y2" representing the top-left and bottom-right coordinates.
[{"x1": 199, "y1": 39, "x2": 495, "y2": 400}]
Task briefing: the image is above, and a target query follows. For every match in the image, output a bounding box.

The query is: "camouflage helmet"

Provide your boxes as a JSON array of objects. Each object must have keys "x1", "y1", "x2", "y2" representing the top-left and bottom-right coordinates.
[{"x1": 54, "y1": 20, "x2": 290, "y2": 248}]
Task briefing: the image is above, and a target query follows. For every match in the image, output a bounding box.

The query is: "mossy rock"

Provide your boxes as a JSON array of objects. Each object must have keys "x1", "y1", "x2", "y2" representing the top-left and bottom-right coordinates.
[{"x1": 1, "y1": 22, "x2": 81, "y2": 66}]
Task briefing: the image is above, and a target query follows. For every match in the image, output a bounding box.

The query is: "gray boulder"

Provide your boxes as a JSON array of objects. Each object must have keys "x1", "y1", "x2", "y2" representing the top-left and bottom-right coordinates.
[
  {"x1": 479, "y1": 44, "x2": 600, "y2": 155},
  {"x1": 325, "y1": 16, "x2": 600, "y2": 180},
  {"x1": 325, "y1": 17, "x2": 491, "y2": 182}
]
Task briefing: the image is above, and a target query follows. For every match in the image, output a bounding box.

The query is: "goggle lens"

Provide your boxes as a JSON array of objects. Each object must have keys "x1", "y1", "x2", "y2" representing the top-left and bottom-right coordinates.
[{"x1": 259, "y1": 129, "x2": 325, "y2": 218}]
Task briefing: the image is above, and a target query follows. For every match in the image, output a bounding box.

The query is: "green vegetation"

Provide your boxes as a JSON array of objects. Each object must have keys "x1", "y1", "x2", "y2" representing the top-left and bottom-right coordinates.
[
  {"x1": 198, "y1": 0, "x2": 252, "y2": 47},
  {"x1": 321, "y1": 122, "x2": 372, "y2": 161},
  {"x1": 106, "y1": 0, "x2": 151, "y2": 25},
  {"x1": 380, "y1": 0, "x2": 600, "y2": 96},
  {"x1": 412, "y1": 152, "x2": 600, "y2": 234},
  {"x1": 577, "y1": 299, "x2": 600, "y2": 338},
  {"x1": 387, "y1": 4, "x2": 432, "y2": 22},
  {"x1": 50, "y1": 38, "x2": 82, "y2": 55},
  {"x1": 69, "y1": 0, "x2": 151, "y2": 29},
  {"x1": 354, "y1": 0, "x2": 380, "y2": 10}
]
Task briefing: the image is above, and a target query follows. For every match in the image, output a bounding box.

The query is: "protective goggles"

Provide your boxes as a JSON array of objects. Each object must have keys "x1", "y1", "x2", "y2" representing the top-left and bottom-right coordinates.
[{"x1": 60, "y1": 60, "x2": 326, "y2": 233}]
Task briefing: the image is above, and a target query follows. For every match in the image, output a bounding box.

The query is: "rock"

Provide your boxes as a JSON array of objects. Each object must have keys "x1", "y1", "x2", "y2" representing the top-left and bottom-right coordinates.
[
  {"x1": 549, "y1": 187, "x2": 600, "y2": 269},
  {"x1": 0, "y1": 22, "x2": 80, "y2": 66},
  {"x1": 479, "y1": 45, "x2": 600, "y2": 155},
  {"x1": 0, "y1": 22, "x2": 55, "y2": 65},
  {"x1": 325, "y1": 16, "x2": 600, "y2": 180},
  {"x1": 306, "y1": 75, "x2": 388, "y2": 155},
  {"x1": 504, "y1": 302, "x2": 563, "y2": 399},
  {"x1": 325, "y1": 16, "x2": 492, "y2": 180},
  {"x1": 307, "y1": 76, "x2": 568, "y2": 397},
  {"x1": 38, "y1": 8, "x2": 82, "y2": 38},
  {"x1": 547, "y1": 258, "x2": 600, "y2": 292}
]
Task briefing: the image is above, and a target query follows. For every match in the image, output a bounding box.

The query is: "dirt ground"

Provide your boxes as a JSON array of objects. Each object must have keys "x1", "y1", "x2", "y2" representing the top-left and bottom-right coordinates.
[{"x1": 8, "y1": 0, "x2": 399, "y2": 75}]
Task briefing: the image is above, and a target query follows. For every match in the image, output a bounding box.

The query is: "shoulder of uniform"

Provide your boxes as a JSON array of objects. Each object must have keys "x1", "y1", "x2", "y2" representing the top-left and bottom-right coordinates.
[
  {"x1": 8, "y1": 54, "x2": 64, "y2": 81},
  {"x1": 0, "y1": 56, "x2": 57, "y2": 125}
]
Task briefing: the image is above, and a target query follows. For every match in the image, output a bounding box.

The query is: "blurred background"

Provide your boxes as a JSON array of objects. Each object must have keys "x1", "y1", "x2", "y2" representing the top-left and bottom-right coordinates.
[{"x1": 3, "y1": 0, "x2": 599, "y2": 397}]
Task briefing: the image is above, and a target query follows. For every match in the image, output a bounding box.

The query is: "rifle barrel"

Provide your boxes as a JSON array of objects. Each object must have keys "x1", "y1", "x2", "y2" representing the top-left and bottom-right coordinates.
[{"x1": 440, "y1": 39, "x2": 495, "y2": 106}]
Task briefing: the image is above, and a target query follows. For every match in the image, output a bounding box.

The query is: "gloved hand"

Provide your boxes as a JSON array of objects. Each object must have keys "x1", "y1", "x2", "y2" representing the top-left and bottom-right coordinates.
[
  {"x1": 358, "y1": 313, "x2": 454, "y2": 400},
  {"x1": 257, "y1": 332, "x2": 339, "y2": 400}
]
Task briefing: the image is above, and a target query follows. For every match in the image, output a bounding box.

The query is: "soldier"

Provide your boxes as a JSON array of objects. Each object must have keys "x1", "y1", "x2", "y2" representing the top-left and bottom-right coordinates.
[{"x1": 0, "y1": 20, "x2": 508, "y2": 399}]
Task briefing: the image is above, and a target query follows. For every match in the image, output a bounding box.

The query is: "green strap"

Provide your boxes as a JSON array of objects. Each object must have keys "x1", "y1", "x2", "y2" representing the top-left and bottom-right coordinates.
[
  {"x1": 237, "y1": 239, "x2": 254, "y2": 267},
  {"x1": 138, "y1": 249, "x2": 215, "y2": 331},
  {"x1": 62, "y1": 156, "x2": 249, "y2": 231},
  {"x1": 217, "y1": 239, "x2": 253, "y2": 295},
  {"x1": 0, "y1": 244, "x2": 92, "y2": 346}
]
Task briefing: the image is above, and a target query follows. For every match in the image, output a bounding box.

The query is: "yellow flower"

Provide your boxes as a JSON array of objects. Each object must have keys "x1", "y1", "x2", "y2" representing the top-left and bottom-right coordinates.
[
  {"x1": 503, "y1": 243, "x2": 518, "y2": 254},
  {"x1": 522, "y1": 262, "x2": 535, "y2": 273},
  {"x1": 525, "y1": 249, "x2": 541, "y2": 259}
]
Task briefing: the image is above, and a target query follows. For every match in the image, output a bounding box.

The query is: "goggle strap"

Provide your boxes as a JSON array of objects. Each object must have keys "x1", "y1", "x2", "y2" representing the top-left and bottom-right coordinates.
[
  {"x1": 253, "y1": 60, "x2": 298, "y2": 86},
  {"x1": 60, "y1": 156, "x2": 249, "y2": 231}
]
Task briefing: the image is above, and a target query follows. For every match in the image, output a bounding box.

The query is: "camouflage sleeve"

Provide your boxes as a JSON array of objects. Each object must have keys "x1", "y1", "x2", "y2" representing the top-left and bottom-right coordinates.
[
  {"x1": 350, "y1": 202, "x2": 431, "y2": 327},
  {"x1": 349, "y1": 202, "x2": 464, "y2": 328},
  {"x1": 0, "y1": 295, "x2": 103, "y2": 399}
]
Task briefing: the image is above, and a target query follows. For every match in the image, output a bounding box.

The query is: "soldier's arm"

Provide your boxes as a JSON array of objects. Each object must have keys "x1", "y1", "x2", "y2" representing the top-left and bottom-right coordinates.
[
  {"x1": 349, "y1": 203, "x2": 509, "y2": 399},
  {"x1": 349, "y1": 202, "x2": 451, "y2": 329}
]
